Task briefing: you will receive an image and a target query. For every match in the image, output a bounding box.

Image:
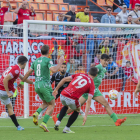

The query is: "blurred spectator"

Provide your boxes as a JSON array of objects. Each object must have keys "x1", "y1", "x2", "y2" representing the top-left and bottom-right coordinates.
[
  {"x1": 64, "y1": 5, "x2": 76, "y2": 22},
  {"x1": 14, "y1": 1, "x2": 36, "y2": 25},
  {"x1": 0, "y1": 0, "x2": 11, "y2": 35},
  {"x1": 121, "y1": 61, "x2": 134, "y2": 91},
  {"x1": 113, "y1": 0, "x2": 124, "y2": 12},
  {"x1": 124, "y1": 15, "x2": 133, "y2": 24},
  {"x1": 66, "y1": 57, "x2": 76, "y2": 74},
  {"x1": 129, "y1": 0, "x2": 140, "y2": 10},
  {"x1": 129, "y1": 3, "x2": 140, "y2": 24},
  {"x1": 76, "y1": 7, "x2": 89, "y2": 22},
  {"x1": 99, "y1": 38, "x2": 110, "y2": 55},
  {"x1": 75, "y1": 64, "x2": 85, "y2": 74},
  {"x1": 48, "y1": 25, "x2": 62, "y2": 37},
  {"x1": 116, "y1": 5, "x2": 129, "y2": 24},
  {"x1": 93, "y1": 17, "x2": 100, "y2": 23},
  {"x1": 101, "y1": 7, "x2": 116, "y2": 24},
  {"x1": 86, "y1": 28, "x2": 102, "y2": 72},
  {"x1": 106, "y1": 55, "x2": 119, "y2": 79},
  {"x1": 58, "y1": 13, "x2": 71, "y2": 22}
]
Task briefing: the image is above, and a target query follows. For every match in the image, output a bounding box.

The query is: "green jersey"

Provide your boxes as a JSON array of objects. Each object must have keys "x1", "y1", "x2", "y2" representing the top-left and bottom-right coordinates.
[
  {"x1": 31, "y1": 57, "x2": 54, "y2": 83},
  {"x1": 94, "y1": 64, "x2": 107, "y2": 89}
]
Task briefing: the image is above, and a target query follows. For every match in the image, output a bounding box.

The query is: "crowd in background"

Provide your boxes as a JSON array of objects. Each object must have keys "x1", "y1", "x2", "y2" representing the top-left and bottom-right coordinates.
[{"x1": 0, "y1": 0, "x2": 138, "y2": 91}]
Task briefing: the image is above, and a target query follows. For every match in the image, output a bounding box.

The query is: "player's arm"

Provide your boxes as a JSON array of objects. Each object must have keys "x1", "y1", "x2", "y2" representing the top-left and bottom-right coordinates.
[
  {"x1": 14, "y1": 3, "x2": 22, "y2": 14},
  {"x1": 82, "y1": 95, "x2": 92, "y2": 125},
  {"x1": 7, "y1": 0, "x2": 12, "y2": 11},
  {"x1": 3, "y1": 74, "x2": 13, "y2": 98},
  {"x1": 19, "y1": 74, "x2": 34, "y2": 84},
  {"x1": 22, "y1": 68, "x2": 34, "y2": 82},
  {"x1": 50, "y1": 73, "x2": 55, "y2": 84},
  {"x1": 110, "y1": 66, "x2": 119, "y2": 76},
  {"x1": 134, "y1": 80, "x2": 140, "y2": 98},
  {"x1": 50, "y1": 56, "x2": 64, "y2": 73},
  {"x1": 52, "y1": 76, "x2": 72, "y2": 96},
  {"x1": 134, "y1": 17, "x2": 140, "y2": 24}
]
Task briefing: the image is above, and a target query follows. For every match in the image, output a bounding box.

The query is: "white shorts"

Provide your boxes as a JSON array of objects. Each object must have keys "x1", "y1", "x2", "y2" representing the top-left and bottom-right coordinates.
[
  {"x1": 60, "y1": 94, "x2": 80, "y2": 110},
  {"x1": 0, "y1": 90, "x2": 13, "y2": 105}
]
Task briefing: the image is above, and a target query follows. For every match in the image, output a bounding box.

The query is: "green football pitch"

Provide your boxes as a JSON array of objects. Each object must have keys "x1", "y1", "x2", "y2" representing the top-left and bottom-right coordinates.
[{"x1": 0, "y1": 114, "x2": 139, "y2": 140}]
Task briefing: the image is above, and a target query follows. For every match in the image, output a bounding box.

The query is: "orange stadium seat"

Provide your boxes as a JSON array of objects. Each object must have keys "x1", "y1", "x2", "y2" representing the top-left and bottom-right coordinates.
[
  {"x1": 10, "y1": 2, "x2": 17, "y2": 9},
  {"x1": 44, "y1": 0, "x2": 53, "y2": 3},
  {"x1": 49, "y1": 4, "x2": 58, "y2": 10},
  {"x1": 35, "y1": 0, "x2": 44, "y2": 3},
  {"x1": 13, "y1": 13, "x2": 17, "y2": 21},
  {"x1": 59, "y1": 4, "x2": 68, "y2": 11},
  {"x1": 26, "y1": 0, "x2": 34, "y2": 2},
  {"x1": 97, "y1": 0, "x2": 105, "y2": 5},
  {"x1": 54, "y1": 14, "x2": 59, "y2": 21},
  {"x1": 54, "y1": 0, "x2": 63, "y2": 3},
  {"x1": 35, "y1": 13, "x2": 43, "y2": 20},
  {"x1": 29, "y1": 3, "x2": 38, "y2": 10},
  {"x1": 4, "y1": 12, "x2": 13, "y2": 22},
  {"x1": 106, "y1": 0, "x2": 114, "y2": 6},
  {"x1": 39, "y1": 3, "x2": 48, "y2": 10},
  {"x1": 44, "y1": 13, "x2": 53, "y2": 21}
]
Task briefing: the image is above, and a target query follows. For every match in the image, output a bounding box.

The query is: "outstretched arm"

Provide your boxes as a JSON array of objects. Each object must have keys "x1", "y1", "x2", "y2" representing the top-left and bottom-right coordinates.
[
  {"x1": 7, "y1": 0, "x2": 12, "y2": 11},
  {"x1": 19, "y1": 74, "x2": 34, "y2": 84},
  {"x1": 22, "y1": 69, "x2": 34, "y2": 82}
]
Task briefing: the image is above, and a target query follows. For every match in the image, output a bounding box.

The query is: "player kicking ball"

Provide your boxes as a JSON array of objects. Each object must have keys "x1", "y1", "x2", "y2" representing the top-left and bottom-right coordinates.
[
  {"x1": 0, "y1": 56, "x2": 34, "y2": 131},
  {"x1": 53, "y1": 54, "x2": 127, "y2": 126},
  {"x1": 53, "y1": 67, "x2": 98, "y2": 133},
  {"x1": 22, "y1": 45, "x2": 64, "y2": 132}
]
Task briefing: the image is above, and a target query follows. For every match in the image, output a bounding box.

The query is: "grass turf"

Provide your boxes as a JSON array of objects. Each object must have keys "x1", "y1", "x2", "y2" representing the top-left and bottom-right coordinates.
[{"x1": 0, "y1": 114, "x2": 139, "y2": 140}]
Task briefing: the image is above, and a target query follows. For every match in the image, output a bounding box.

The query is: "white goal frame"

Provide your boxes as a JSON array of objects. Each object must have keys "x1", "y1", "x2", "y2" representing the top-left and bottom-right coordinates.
[{"x1": 23, "y1": 20, "x2": 140, "y2": 118}]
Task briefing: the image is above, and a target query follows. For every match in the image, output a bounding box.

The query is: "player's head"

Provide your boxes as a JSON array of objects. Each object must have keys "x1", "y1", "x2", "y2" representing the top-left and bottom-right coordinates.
[
  {"x1": 17, "y1": 56, "x2": 28, "y2": 69},
  {"x1": 60, "y1": 63, "x2": 67, "y2": 75},
  {"x1": 88, "y1": 67, "x2": 98, "y2": 79},
  {"x1": 41, "y1": 45, "x2": 49, "y2": 55},
  {"x1": 84, "y1": 7, "x2": 89, "y2": 15},
  {"x1": 77, "y1": 64, "x2": 84, "y2": 70},
  {"x1": 100, "y1": 54, "x2": 109, "y2": 67},
  {"x1": 96, "y1": 50, "x2": 101, "y2": 59},
  {"x1": 126, "y1": 61, "x2": 131, "y2": 67},
  {"x1": 22, "y1": 1, "x2": 28, "y2": 9}
]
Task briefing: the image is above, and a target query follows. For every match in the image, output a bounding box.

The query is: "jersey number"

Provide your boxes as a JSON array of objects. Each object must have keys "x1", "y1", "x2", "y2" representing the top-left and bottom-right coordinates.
[
  {"x1": 36, "y1": 64, "x2": 41, "y2": 76},
  {"x1": 72, "y1": 76, "x2": 87, "y2": 88}
]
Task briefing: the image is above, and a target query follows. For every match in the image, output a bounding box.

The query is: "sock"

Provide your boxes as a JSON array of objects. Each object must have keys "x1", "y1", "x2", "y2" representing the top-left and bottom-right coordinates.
[
  {"x1": 56, "y1": 120, "x2": 61, "y2": 126},
  {"x1": 58, "y1": 106, "x2": 68, "y2": 121},
  {"x1": 10, "y1": 114, "x2": 19, "y2": 127},
  {"x1": 57, "y1": 113, "x2": 67, "y2": 118},
  {"x1": 36, "y1": 108, "x2": 42, "y2": 114},
  {"x1": 43, "y1": 114, "x2": 50, "y2": 124},
  {"x1": 66, "y1": 111, "x2": 79, "y2": 127},
  {"x1": 80, "y1": 109, "x2": 84, "y2": 114},
  {"x1": 40, "y1": 107, "x2": 47, "y2": 116},
  {"x1": 110, "y1": 113, "x2": 118, "y2": 122}
]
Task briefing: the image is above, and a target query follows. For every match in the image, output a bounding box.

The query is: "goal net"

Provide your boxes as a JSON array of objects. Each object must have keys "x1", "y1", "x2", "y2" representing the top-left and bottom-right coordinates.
[{"x1": 0, "y1": 21, "x2": 140, "y2": 118}]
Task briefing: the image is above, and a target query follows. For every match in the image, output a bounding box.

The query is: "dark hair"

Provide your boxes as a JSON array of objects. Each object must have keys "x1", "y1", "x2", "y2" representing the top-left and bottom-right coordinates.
[
  {"x1": 41, "y1": 45, "x2": 49, "y2": 55},
  {"x1": 126, "y1": 61, "x2": 131, "y2": 64},
  {"x1": 96, "y1": 50, "x2": 101, "y2": 54},
  {"x1": 84, "y1": 7, "x2": 89, "y2": 9},
  {"x1": 17, "y1": 56, "x2": 28, "y2": 65},
  {"x1": 89, "y1": 67, "x2": 98, "y2": 77},
  {"x1": 78, "y1": 64, "x2": 83, "y2": 67},
  {"x1": 101, "y1": 54, "x2": 110, "y2": 60},
  {"x1": 62, "y1": 63, "x2": 67, "y2": 66},
  {"x1": 107, "y1": 6, "x2": 112, "y2": 10},
  {"x1": 128, "y1": 15, "x2": 132, "y2": 17}
]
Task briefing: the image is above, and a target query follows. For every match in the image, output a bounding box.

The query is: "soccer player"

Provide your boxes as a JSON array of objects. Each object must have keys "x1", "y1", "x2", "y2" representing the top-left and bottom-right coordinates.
[
  {"x1": 53, "y1": 67, "x2": 98, "y2": 133},
  {"x1": 53, "y1": 54, "x2": 127, "y2": 126},
  {"x1": 0, "y1": 56, "x2": 34, "y2": 130},
  {"x1": 22, "y1": 45, "x2": 64, "y2": 132},
  {"x1": 38, "y1": 63, "x2": 71, "y2": 119}
]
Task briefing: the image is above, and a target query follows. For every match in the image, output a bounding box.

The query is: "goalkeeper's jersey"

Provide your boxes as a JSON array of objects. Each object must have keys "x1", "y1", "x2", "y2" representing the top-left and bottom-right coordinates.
[
  {"x1": 94, "y1": 64, "x2": 107, "y2": 89},
  {"x1": 31, "y1": 57, "x2": 54, "y2": 83}
]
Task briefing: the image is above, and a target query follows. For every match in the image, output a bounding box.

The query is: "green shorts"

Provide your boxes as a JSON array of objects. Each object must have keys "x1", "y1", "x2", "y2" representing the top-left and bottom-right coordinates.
[
  {"x1": 82, "y1": 89, "x2": 103, "y2": 100},
  {"x1": 35, "y1": 82, "x2": 55, "y2": 103}
]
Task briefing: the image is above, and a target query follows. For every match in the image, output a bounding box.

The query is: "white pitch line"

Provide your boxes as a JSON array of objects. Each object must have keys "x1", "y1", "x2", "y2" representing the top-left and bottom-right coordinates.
[{"x1": 0, "y1": 124, "x2": 140, "y2": 129}]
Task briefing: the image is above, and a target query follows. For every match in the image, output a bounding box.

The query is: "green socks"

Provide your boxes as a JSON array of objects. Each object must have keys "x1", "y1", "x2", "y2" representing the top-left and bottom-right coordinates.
[
  {"x1": 43, "y1": 114, "x2": 50, "y2": 124},
  {"x1": 57, "y1": 113, "x2": 67, "y2": 118},
  {"x1": 110, "y1": 113, "x2": 118, "y2": 122},
  {"x1": 36, "y1": 108, "x2": 42, "y2": 114}
]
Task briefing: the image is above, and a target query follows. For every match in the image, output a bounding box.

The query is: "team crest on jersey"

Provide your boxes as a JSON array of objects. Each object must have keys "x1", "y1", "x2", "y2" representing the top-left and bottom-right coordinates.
[{"x1": 15, "y1": 70, "x2": 19, "y2": 74}]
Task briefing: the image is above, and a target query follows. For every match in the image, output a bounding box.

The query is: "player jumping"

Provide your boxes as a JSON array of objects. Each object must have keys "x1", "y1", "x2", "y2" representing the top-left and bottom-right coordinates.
[
  {"x1": 53, "y1": 54, "x2": 127, "y2": 126},
  {"x1": 22, "y1": 45, "x2": 64, "y2": 132},
  {"x1": 0, "y1": 56, "x2": 34, "y2": 131},
  {"x1": 53, "y1": 67, "x2": 98, "y2": 133}
]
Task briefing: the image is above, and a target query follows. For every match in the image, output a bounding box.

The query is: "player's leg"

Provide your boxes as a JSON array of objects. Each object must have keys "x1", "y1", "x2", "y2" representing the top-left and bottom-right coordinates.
[
  {"x1": 52, "y1": 94, "x2": 87, "y2": 124},
  {"x1": 93, "y1": 91, "x2": 126, "y2": 126}
]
